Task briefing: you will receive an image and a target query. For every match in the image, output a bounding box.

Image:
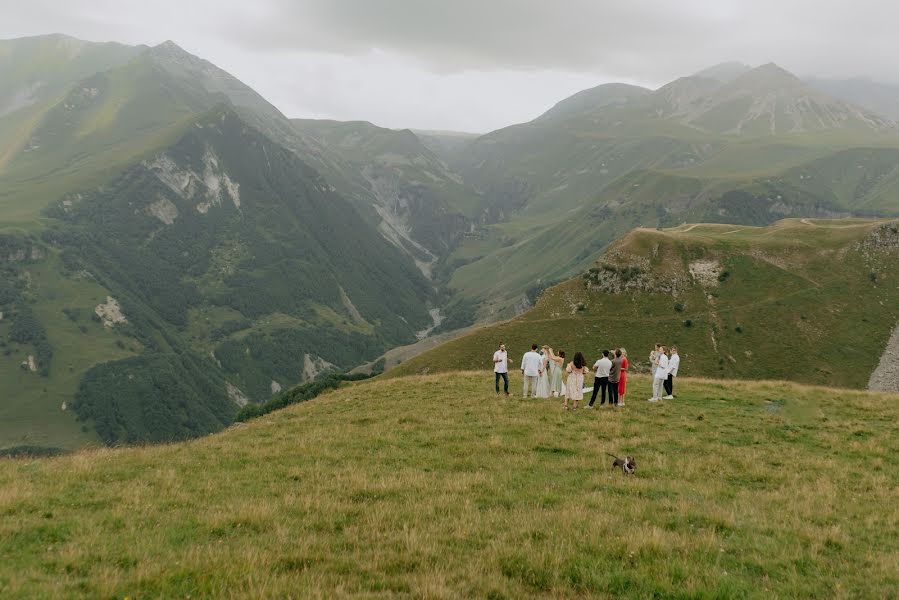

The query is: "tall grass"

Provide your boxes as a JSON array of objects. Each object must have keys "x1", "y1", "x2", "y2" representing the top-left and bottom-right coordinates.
[{"x1": 1, "y1": 372, "x2": 896, "y2": 598}]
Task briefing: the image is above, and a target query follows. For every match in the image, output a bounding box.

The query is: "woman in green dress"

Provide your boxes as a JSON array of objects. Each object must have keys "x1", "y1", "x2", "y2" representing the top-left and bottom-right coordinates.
[{"x1": 547, "y1": 348, "x2": 565, "y2": 397}]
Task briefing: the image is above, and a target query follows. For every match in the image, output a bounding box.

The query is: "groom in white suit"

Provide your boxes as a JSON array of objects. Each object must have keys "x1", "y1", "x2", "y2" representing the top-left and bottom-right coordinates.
[{"x1": 520, "y1": 344, "x2": 544, "y2": 398}]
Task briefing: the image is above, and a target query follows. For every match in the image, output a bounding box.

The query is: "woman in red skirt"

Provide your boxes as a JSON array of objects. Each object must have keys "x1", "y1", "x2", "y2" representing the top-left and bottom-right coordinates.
[{"x1": 618, "y1": 348, "x2": 628, "y2": 406}]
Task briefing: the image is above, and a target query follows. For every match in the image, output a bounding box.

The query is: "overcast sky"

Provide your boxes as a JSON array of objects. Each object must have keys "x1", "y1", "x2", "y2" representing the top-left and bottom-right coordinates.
[{"x1": 2, "y1": 0, "x2": 896, "y2": 132}]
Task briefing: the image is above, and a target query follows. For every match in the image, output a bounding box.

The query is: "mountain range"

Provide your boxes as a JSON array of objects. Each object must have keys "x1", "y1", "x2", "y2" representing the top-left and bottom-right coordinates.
[{"x1": 2, "y1": 34, "x2": 898, "y2": 450}]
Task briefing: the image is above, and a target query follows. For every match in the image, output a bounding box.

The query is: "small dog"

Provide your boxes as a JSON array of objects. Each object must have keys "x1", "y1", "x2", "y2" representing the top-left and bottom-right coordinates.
[{"x1": 606, "y1": 453, "x2": 636, "y2": 475}]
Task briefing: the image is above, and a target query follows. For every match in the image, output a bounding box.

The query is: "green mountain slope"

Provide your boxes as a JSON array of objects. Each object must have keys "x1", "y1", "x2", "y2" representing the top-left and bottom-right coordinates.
[
  {"x1": 393, "y1": 219, "x2": 899, "y2": 391},
  {"x1": 0, "y1": 38, "x2": 439, "y2": 450},
  {"x1": 434, "y1": 63, "x2": 899, "y2": 317},
  {"x1": 1, "y1": 372, "x2": 896, "y2": 597},
  {"x1": 1, "y1": 104, "x2": 437, "y2": 449},
  {"x1": 0, "y1": 35, "x2": 141, "y2": 175}
]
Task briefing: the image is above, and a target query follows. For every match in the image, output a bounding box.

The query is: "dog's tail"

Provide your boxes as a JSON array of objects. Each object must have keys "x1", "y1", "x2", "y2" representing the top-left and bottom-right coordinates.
[{"x1": 605, "y1": 452, "x2": 621, "y2": 460}]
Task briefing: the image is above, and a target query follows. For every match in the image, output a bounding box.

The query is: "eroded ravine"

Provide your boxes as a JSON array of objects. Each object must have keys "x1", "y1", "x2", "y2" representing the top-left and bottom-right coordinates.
[{"x1": 869, "y1": 322, "x2": 899, "y2": 393}]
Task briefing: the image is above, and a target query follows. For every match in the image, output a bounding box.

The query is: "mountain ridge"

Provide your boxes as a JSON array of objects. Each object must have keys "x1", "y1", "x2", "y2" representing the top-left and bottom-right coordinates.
[{"x1": 3, "y1": 34, "x2": 899, "y2": 451}]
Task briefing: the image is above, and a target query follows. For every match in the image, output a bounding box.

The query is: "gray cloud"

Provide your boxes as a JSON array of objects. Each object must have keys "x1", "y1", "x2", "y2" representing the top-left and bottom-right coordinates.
[
  {"x1": 222, "y1": 0, "x2": 899, "y2": 81},
  {"x1": 2, "y1": 0, "x2": 898, "y2": 131}
]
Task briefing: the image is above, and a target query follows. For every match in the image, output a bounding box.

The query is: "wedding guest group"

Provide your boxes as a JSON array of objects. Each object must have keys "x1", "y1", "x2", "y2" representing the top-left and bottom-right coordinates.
[{"x1": 490, "y1": 342, "x2": 682, "y2": 408}]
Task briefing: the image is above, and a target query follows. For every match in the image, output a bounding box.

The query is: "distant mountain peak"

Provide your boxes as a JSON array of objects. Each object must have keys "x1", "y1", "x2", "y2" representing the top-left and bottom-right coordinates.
[
  {"x1": 148, "y1": 40, "x2": 195, "y2": 61},
  {"x1": 153, "y1": 39, "x2": 184, "y2": 51},
  {"x1": 692, "y1": 62, "x2": 751, "y2": 83},
  {"x1": 537, "y1": 82, "x2": 652, "y2": 121},
  {"x1": 732, "y1": 62, "x2": 803, "y2": 89}
]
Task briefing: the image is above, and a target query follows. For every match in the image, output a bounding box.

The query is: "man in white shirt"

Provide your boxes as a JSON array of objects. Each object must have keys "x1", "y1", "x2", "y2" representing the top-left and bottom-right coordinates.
[
  {"x1": 664, "y1": 346, "x2": 680, "y2": 399},
  {"x1": 650, "y1": 346, "x2": 669, "y2": 402},
  {"x1": 493, "y1": 342, "x2": 510, "y2": 396},
  {"x1": 588, "y1": 350, "x2": 613, "y2": 408},
  {"x1": 520, "y1": 344, "x2": 544, "y2": 398}
]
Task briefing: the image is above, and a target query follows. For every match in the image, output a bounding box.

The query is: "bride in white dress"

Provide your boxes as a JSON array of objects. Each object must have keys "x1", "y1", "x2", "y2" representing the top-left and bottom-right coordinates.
[{"x1": 535, "y1": 346, "x2": 552, "y2": 398}]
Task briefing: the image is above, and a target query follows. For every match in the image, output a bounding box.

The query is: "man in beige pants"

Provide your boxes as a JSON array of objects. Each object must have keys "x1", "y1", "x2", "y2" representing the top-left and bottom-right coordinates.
[{"x1": 520, "y1": 344, "x2": 544, "y2": 398}]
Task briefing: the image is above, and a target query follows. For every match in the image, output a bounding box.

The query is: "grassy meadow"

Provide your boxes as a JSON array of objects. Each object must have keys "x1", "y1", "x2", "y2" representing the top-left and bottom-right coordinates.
[{"x1": 1, "y1": 371, "x2": 896, "y2": 598}]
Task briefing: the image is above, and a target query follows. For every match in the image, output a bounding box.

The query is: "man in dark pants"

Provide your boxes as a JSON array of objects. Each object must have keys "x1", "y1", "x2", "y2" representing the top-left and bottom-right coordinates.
[
  {"x1": 608, "y1": 349, "x2": 623, "y2": 406},
  {"x1": 588, "y1": 350, "x2": 612, "y2": 407},
  {"x1": 493, "y1": 342, "x2": 510, "y2": 395},
  {"x1": 664, "y1": 346, "x2": 679, "y2": 399}
]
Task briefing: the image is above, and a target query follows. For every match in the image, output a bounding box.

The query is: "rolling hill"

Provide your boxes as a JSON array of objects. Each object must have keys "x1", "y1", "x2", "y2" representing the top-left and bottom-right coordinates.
[
  {"x1": 1, "y1": 372, "x2": 896, "y2": 597},
  {"x1": 391, "y1": 219, "x2": 899, "y2": 392},
  {"x1": 0, "y1": 36, "x2": 438, "y2": 450}
]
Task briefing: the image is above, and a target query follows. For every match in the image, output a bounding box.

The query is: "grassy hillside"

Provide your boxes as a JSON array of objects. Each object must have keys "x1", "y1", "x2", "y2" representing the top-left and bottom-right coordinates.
[
  {"x1": 1, "y1": 372, "x2": 896, "y2": 598},
  {"x1": 394, "y1": 219, "x2": 899, "y2": 390}
]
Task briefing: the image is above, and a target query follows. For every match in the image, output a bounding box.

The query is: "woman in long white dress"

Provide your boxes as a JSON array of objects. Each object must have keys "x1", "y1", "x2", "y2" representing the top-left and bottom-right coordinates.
[{"x1": 535, "y1": 347, "x2": 551, "y2": 398}]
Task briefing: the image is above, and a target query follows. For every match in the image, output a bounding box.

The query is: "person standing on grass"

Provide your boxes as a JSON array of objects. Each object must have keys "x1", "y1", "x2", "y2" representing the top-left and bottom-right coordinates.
[
  {"x1": 664, "y1": 346, "x2": 680, "y2": 399},
  {"x1": 617, "y1": 348, "x2": 629, "y2": 406},
  {"x1": 608, "y1": 349, "x2": 623, "y2": 406},
  {"x1": 547, "y1": 348, "x2": 566, "y2": 398},
  {"x1": 564, "y1": 351, "x2": 588, "y2": 410},
  {"x1": 535, "y1": 346, "x2": 552, "y2": 398},
  {"x1": 521, "y1": 344, "x2": 544, "y2": 398},
  {"x1": 493, "y1": 342, "x2": 510, "y2": 396},
  {"x1": 649, "y1": 343, "x2": 661, "y2": 398},
  {"x1": 650, "y1": 346, "x2": 669, "y2": 402},
  {"x1": 588, "y1": 350, "x2": 612, "y2": 408}
]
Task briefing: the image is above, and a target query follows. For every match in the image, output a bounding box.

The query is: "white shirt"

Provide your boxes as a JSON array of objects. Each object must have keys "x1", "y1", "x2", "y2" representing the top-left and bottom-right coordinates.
[
  {"x1": 593, "y1": 357, "x2": 612, "y2": 377},
  {"x1": 521, "y1": 351, "x2": 544, "y2": 377},
  {"x1": 668, "y1": 353, "x2": 680, "y2": 377},
  {"x1": 493, "y1": 350, "x2": 508, "y2": 373},
  {"x1": 655, "y1": 354, "x2": 669, "y2": 380}
]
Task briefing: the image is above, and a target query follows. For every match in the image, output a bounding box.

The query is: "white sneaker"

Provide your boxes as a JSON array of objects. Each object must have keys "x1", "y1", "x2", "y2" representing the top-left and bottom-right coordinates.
[
  {"x1": 663, "y1": 395, "x2": 674, "y2": 400},
  {"x1": 648, "y1": 398, "x2": 660, "y2": 403},
  {"x1": 586, "y1": 405, "x2": 594, "y2": 409}
]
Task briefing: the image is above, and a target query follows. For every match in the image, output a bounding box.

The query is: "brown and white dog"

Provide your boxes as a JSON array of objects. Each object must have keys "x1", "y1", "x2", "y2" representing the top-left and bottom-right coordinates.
[{"x1": 606, "y1": 453, "x2": 636, "y2": 475}]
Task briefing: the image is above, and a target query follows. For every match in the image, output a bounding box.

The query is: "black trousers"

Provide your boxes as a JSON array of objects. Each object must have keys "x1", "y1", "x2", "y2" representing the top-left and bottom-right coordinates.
[
  {"x1": 589, "y1": 377, "x2": 609, "y2": 406},
  {"x1": 495, "y1": 372, "x2": 509, "y2": 393},
  {"x1": 608, "y1": 381, "x2": 620, "y2": 406},
  {"x1": 664, "y1": 374, "x2": 674, "y2": 396}
]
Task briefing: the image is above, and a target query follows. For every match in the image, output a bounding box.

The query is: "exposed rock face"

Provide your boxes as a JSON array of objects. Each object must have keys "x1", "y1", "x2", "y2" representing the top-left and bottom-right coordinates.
[
  {"x1": 226, "y1": 382, "x2": 249, "y2": 407},
  {"x1": 94, "y1": 296, "x2": 127, "y2": 327},
  {"x1": 147, "y1": 195, "x2": 179, "y2": 225},
  {"x1": 856, "y1": 222, "x2": 899, "y2": 260},
  {"x1": 585, "y1": 261, "x2": 685, "y2": 296},
  {"x1": 144, "y1": 147, "x2": 241, "y2": 215},
  {"x1": 869, "y1": 323, "x2": 899, "y2": 393},
  {"x1": 270, "y1": 380, "x2": 282, "y2": 395},
  {"x1": 338, "y1": 285, "x2": 368, "y2": 327},
  {"x1": 303, "y1": 353, "x2": 337, "y2": 381},
  {"x1": 688, "y1": 260, "x2": 721, "y2": 288}
]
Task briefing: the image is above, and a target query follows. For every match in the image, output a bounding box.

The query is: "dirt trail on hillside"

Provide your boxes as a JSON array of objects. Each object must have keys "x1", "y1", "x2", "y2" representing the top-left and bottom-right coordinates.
[{"x1": 868, "y1": 323, "x2": 899, "y2": 393}]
